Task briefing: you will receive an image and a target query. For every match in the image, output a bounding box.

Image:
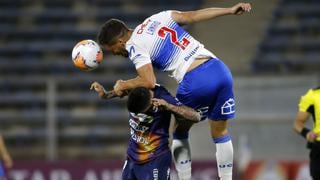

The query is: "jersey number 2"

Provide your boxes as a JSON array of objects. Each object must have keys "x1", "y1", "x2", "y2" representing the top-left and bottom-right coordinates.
[{"x1": 158, "y1": 27, "x2": 190, "y2": 50}]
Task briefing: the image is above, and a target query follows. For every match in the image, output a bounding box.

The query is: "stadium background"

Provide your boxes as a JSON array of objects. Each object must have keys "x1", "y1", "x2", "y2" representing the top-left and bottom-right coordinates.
[{"x1": 0, "y1": 0, "x2": 319, "y2": 179}]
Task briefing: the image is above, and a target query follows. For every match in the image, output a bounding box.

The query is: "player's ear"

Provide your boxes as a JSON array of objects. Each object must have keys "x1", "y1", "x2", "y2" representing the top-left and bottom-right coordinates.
[
  {"x1": 119, "y1": 32, "x2": 128, "y2": 43},
  {"x1": 118, "y1": 38, "x2": 126, "y2": 46}
]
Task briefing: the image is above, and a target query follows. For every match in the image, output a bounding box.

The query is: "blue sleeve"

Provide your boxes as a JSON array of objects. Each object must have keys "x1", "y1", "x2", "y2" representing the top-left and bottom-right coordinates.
[{"x1": 157, "y1": 86, "x2": 182, "y2": 106}]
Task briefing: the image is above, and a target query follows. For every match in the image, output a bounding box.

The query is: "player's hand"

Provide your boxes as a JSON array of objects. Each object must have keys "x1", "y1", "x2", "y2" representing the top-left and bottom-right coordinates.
[
  {"x1": 152, "y1": 98, "x2": 169, "y2": 109},
  {"x1": 306, "y1": 131, "x2": 318, "y2": 143},
  {"x1": 113, "y1": 80, "x2": 125, "y2": 97},
  {"x1": 3, "y1": 154, "x2": 13, "y2": 168},
  {"x1": 90, "y1": 81, "x2": 106, "y2": 98},
  {"x1": 230, "y1": 3, "x2": 252, "y2": 15}
]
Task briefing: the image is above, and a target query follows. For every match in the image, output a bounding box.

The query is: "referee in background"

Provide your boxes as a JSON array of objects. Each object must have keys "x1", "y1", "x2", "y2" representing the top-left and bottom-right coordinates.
[{"x1": 293, "y1": 87, "x2": 320, "y2": 180}]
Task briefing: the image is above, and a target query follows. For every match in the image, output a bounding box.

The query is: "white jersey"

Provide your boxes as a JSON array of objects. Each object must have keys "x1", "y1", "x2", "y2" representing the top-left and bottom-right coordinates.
[{"x1": 125, "y1": 11, "x2": 216, "y2": 83}]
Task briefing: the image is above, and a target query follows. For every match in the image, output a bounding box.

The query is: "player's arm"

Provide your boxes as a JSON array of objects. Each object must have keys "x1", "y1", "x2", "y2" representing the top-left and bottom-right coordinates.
[
  {"x1": 90, "y1": 81, "x2": 129, "y2": 99},
  {"x1": 293, "y1": 111, "x2": 318, "y2": 142},
  {"x1": 0, "y1": 135, "x2": 13, "y2": 168},
  {"x1": 293, "y1": 90, "x2": 318, "y2": 142},
  {"x1": 114, "y1": 63, "x2": 156, "y2": 95},
  {"x1": 152, "y1": 98, "x2": 200, "y2": 122},
  {"x1": 171, "y1": 3, "x2": 251, "y2": 25}
]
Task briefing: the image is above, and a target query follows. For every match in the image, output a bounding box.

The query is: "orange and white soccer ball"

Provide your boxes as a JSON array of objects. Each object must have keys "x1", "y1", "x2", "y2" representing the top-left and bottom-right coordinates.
[{"x1": 72, "y1": 40, "x2": 103, "y2": 71}]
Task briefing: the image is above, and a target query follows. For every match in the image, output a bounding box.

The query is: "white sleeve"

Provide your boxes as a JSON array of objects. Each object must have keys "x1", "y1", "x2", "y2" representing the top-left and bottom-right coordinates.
[{"x1": 127, "y1": 43, "x2": 151, "y2": 69}]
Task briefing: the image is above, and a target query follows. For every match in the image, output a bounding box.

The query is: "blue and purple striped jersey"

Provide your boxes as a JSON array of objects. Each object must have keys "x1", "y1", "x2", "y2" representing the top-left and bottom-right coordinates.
[{"x1": 126, "y1": 85, "x2": 181, "y2": 164}]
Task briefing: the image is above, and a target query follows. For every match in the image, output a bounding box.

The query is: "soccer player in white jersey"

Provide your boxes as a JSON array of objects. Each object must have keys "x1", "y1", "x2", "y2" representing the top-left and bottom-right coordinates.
[{"x1": 95, "y1": 3, "x2": 251, "y2": 180}]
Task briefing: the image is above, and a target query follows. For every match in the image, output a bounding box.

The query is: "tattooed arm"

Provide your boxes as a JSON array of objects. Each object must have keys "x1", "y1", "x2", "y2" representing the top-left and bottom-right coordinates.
[{"x1": 152, "y1": 98, "x2": 200, "y2": 122}]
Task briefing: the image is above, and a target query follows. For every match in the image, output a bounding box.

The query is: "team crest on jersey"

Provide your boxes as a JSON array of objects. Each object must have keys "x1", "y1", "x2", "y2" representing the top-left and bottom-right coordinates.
[
  {"x1": 130, "y1": 112, "x2": 154, "y2": 123},
  {"x1": 147, "y1": 21, "x2": 161, "y2": 35},
  {"x1": 221, "y1": 98, "x2": 235, "y2": 115}
]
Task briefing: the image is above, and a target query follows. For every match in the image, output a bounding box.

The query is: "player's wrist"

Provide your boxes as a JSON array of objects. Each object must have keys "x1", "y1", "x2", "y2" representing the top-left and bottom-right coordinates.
[
  {"x1": 100, "y1": 88, "x2": 109, "y2": 98},
  {"x1": 117, "y1": 80, "x2": 127, "y2": 91},
  {"x1": 227, "y1": 7, "x2": 235, "y2": 15},
  {"x1": 165, "y1": 103, "x2": 173, "y2": 110},
  {"x1": 300, "y1": 127, "x2": 310, "y2": 139}
]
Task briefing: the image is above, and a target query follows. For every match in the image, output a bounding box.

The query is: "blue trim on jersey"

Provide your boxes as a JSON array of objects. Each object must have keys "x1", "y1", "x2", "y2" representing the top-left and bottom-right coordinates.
[
  {"x1": 213, "y1": 134, "x2": 231, "y2": 143},
  {"x1": 151, "y1": 37, "x2": 163, "y2": 60},
  {"x1": 150, "y1": 40, "x2": 160, "y2": 59},
  {"x1": 173, "y1": 132, "x2": 189, "y2": 140}
]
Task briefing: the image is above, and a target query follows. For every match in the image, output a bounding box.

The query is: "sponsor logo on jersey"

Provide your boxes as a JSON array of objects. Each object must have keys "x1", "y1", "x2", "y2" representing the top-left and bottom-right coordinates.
[
  {"x1": 137, "y1": 19, "x2": 151, "y2": 34},
  {"x1": 184, "y1": 45, "x2": 199, "y2": 61},
  {"x1": 147, "y1": 21, "x2": 161, "y2": 35},
  {"x1": 129, "y1": 119, "x2": 149, "y2": 132},
  {"x1": 130, "y1": 129, "x2": 149, "y2": 144}
]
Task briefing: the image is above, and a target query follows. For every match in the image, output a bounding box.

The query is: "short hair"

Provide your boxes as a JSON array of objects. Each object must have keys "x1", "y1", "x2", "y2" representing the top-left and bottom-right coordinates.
[
  {"x1": 97, "y1": 19, "x2": 129, "y2": 46},
  {"x1": 127, "y1": 87, "x2": 151, "y2": 113}
]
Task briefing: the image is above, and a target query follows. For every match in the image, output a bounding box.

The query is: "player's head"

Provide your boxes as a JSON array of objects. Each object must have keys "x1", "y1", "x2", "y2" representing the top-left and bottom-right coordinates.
[
  {"x1": 97, "y1": 19, "x2": 130, "y2": 57},
  {"x1": 127, "y1": 87, "x2": 153, "y2": 113}
]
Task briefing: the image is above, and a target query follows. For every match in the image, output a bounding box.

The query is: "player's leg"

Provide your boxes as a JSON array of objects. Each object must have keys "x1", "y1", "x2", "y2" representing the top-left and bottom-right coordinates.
[
  {"x1": 172, "y1": 118, "x2": 194, "y2": 180},
  {"x1": 207, "y1": 93, "x2": 235, "y2": 180},
  {"x1": 202, "y1": 59, "x2": 234, "y2": 180},
  {"x1": 122, "y1": 159, "x2": 137, "y2": 180},
  {"x1": 207, "y1": 89, "x2": 235, "y2": 180},
  {"x1": 176, "y1": 58, "x2": 235, "y2": 180},
  {"x1": 135, "y1": 151, "x2": 172, "y2": 180},
  {"x1": 175, "y1": 61, "x2": 214, "y2": 180},
  {"x1": 209, "y1": 120, "x2": 233, "y2": 180}
]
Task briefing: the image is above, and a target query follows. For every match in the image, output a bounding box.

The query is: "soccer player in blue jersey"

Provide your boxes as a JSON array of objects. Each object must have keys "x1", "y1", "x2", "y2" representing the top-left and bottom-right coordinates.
[
  {"x1": 96, "y1": 3, "x2": 252, "y2": 180},
  {"x1": 0, "y1": 135, "x2": 13, "y2": 179},
  {"x1": 90, "y1": 82, "x2": 201, "y2": 180}
]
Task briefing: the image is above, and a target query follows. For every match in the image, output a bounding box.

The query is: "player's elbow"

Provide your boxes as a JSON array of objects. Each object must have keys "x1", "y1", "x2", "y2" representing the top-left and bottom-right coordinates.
[
  {"x1": 172, "y1": 11, "x2": 196, "y2": 25},
  {"x1": 293, "y1": 123, "x2": 298, "y2": 133},
  {"x1": 293, "y1": 120, "x2": 302, "y2": 134},
  {"x1": 184, "y1": 11, "x2": 197, "y2": 24},
  {"x1": 144, "y1": 79, "x2": 156, "y2": 89},
  {"x1": 144, "y1": 75, "x2": 156, "y2": 89}
]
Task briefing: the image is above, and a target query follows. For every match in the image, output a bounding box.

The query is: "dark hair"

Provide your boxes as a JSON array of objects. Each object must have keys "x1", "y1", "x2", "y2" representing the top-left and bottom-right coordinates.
[
  {"x1": 127, "y1": 87, "x2": 151, "y2": 113},
  {"x1": 97, "y1": 19, "x2": 129, "y2": 45}
]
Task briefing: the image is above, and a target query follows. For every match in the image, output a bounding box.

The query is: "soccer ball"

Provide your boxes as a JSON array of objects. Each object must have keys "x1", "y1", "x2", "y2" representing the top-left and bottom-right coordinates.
[{"x1": 72, "y1": 40, "x2": 103, "y2": 71}]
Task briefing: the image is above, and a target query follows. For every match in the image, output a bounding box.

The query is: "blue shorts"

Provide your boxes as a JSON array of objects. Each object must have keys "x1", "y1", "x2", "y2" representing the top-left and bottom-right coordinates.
[
  {"x1": 122, "y1": 151, "x2": 171, "y2": 180},
  {"x1": 0, "y1": 162, "x2": 5, "y2": 177},
  {"x1": 176, "y1": 58, "x2": 235, "y2": 121}
]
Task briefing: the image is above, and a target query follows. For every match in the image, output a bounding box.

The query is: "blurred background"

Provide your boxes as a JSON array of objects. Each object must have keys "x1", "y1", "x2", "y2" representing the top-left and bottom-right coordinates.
[{"x1": 0, "y1": 0, "x2": 319, "y2": 179}]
